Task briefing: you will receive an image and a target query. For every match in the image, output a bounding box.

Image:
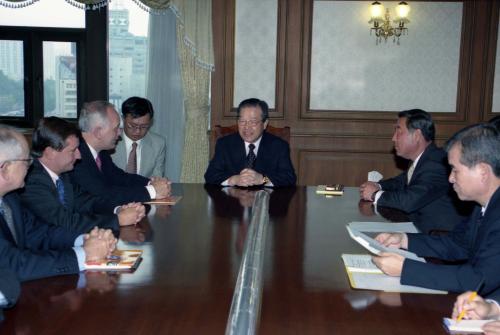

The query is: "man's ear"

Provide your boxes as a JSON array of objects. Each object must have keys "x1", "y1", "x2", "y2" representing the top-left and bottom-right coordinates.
[
  {"x1": 478, "y1": 162, "x2": 492, "y2": 183},
  {"x1": 263, "y1": 119, "x2": 269, "y2": 130},
  {"x1": 0, "y1": 161, "x2": 11, "y2": 182},
  {"x1": 92, "y1": 126, "x2": 103, "y2": 139}
]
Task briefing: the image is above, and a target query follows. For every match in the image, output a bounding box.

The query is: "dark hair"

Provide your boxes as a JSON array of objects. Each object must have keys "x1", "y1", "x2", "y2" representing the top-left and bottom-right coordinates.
[
  {"x1": 489, "y1": 115, "x2": 500, "y2": 131},
  {"x1": 121, "y1": 97, "x2": 154, "y2": 119},
  {"x1": 398, "y1": 109, "x2": 435, "y2": 142},
  {"x1": 445, "y1": 123, "x2": 500, "y2": 177},
  {"x1": 32, "y1": 117, "x2": 81, "y2": 158},
  {"x1": 237, "y1": 98, "x2": 269, "y2": 121}
]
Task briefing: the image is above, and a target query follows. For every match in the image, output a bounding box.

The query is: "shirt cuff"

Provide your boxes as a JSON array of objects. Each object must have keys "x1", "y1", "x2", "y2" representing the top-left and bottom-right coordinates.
[
  {"x1": 72, "y1": 246, "x2": 86, "y2": 271},
  {"x1": 146, "y1": 185, "x2": 156, "y2": 199},
  {"x1": 0, "y1": 292, "x2": 7, "y2": 307},
  {"x1": 221, "y1": 179, "x2": 230, "y2": 186},
  {"x1": 74, "y1": 234, "x2": 84, "y2": 247},
  {"x1": 485, "y1": 299, "x2": 500, "y2": 319},
  {"x1": 113, "y1": 206, "x2": 121, "y2": 214},
  {"x1": 373, "y1": 190, "x2": 384, "y2": 204}
]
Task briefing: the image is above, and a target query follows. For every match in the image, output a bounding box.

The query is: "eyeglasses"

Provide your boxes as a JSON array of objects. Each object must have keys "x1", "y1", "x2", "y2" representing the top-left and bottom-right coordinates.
[
  {"x1": 237, "y1": 119, "x2": 262, "y2": 126},
  {"x1": 125, "y1": 122, "x2": 150, "y2": 131},
  {"x1": 0, "y1": 158, "x2": 33, "y2": 168}
]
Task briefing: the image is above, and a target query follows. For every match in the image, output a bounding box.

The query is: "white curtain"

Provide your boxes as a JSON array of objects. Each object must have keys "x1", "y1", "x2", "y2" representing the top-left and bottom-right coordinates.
[{"x1": 147, "y1": 9, "x2": 185, "y2": 182}]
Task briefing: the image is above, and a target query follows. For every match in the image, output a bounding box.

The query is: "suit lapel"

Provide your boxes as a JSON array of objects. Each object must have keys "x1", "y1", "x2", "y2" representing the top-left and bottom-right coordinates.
[
  {"x1": 3, "y1": 194, "x2": 23, "y2": 247},
  {"x1": 234, "y1": 135, "x2": 247, "y2": 171},
  {"x1": 140, "y1": 134, "x2": 152, "y2": 175}
]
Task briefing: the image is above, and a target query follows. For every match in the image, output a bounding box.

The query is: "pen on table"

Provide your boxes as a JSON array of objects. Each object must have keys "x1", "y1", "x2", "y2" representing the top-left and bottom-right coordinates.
[{"x1": 456, "y1": 278, "x2": 485, "y2": 323}]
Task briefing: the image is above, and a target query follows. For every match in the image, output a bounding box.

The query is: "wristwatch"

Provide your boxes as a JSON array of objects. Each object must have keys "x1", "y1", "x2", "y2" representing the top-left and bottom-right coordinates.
[{"x1": 262, "y1": 175, "x2": 270, "y2": 185}]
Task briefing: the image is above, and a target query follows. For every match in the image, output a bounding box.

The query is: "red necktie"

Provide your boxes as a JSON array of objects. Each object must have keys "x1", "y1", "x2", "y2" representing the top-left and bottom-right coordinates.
[
  {"x1": 95, "y1": 155, "x2": 102, "y2": 172},
  {"x1": 126, "y1": 142, "x2": 138, "y2": 174}
]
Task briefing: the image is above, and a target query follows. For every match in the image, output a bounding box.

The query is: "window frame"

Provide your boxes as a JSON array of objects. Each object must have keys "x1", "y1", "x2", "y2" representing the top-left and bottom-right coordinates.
[{"x1": 0, "y1": 26, "x2": 86, "y2": 128}]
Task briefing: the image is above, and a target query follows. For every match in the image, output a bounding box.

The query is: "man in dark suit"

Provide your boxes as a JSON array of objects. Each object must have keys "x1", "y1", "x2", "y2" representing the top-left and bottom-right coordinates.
[
  {"x1": 372, "y1": 123, "x2": 500, "y2": 294},
  {"x1": 204, "y1": 98, "x2": 296, "y2": 187},
  {"x1": 0, "y1": 126, "x2": 115, "y2": 282},
  {"x1": 20, "y1": 117, "x2": 145, "y2": 235},
  {"x1": 360, "y1": 109, "x2": 468, "y2": 232},
  {"x1": 71, "y1": 101, "x2": 171, "y2": 205},
  {"x1": 0, "y1": 268, "x2": 20, "y2": 321}
]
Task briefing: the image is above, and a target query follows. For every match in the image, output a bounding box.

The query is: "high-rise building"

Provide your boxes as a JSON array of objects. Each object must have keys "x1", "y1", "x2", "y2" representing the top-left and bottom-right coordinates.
[
  {"x1": 0, "y1": 40, "x2": 23, "y2": 81},
  {"x1": 54, "y1": 55, "x2": 77, "y2": 118},
  {"x1": 109, "y1": 5, "x2": 148, "y2": 108}
]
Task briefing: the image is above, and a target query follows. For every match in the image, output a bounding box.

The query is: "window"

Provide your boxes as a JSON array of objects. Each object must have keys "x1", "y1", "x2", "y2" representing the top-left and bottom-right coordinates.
[{"x1": 0, "y1": 0, "x2": 85, "y2": 127}]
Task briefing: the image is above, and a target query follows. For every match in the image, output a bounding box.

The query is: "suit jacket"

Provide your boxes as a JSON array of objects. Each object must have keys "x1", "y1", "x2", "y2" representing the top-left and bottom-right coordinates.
[
  {"x1": 400, "y1": 186, "x2": 500, "y2": 294},
  {"x1": 19, "y1": 160, "x2": 119, "y2": 235},
  {"x1": 111, "y1": 131, "x2": 166, "y2": 178},
  {"x1": 204, "y1": 132, "x2": 296, "y2": 187},
  {"x1": 378, "y1": 143, "x2": 470, "y2": 232},
  {"x1": 0, "y1": 268, "x2": 20, "y2": 308},
  {"x1": 71, "y1": 139, "x2": 151, "y2": 204},
  {"x1": 0, "y1": 192, "x2": 80, "y2": 282}
]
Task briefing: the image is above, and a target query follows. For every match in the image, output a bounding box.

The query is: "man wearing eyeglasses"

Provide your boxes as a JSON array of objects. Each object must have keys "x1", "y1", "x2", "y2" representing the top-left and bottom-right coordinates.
[
  {"x1": 0, "y1": 126, "x2": 115, "y2": 281},
  {"x1": 204, "y1": 98, "x2": 296, "y2": 187},
  {"x1": 111, "y1": 97, "x2": 167, "y2": 178}
]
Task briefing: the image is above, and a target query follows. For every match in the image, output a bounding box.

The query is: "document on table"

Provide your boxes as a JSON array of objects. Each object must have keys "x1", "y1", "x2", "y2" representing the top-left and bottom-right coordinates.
[
  {"x1": 443, "y1": 318, "x2": 494, "y2": 333},
  {"x1": 346, "y1": 226, "x2": 425, "y2": 262},
  {"x1": 341, "y1": 254, "x2": 383, "y2": 274},
  {"x1": 348, "y1": 221, "x2": 419, "y2": 234},
  {"x1": 346, "y1": 271, "x2": 447, "y2": 294}
]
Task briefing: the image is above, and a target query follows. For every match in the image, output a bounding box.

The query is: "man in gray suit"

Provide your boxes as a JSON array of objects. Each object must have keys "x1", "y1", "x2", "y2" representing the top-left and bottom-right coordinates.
[{"x1": 111, "y1": 97, "x2": 167, "y2": 178}]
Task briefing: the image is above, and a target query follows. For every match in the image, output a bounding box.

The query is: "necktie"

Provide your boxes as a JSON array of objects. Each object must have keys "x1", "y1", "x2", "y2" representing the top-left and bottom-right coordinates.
[
  {"x1": 407, "y1": 161, "x2": 416, "y2": 184},
  {"x1": 95, "y1": 154, "x2": 102, "y2": 172},
  {"x1": 0, "y1": 200, "x2": 17, "y2": 244},
  {"x1": 126, "y1": 142, "x2": 138, "y2": 174},
  {"x1": 246, "y1": 143, "x2": 256, "y2": 169},
  {"x1": 55, "y1": 178, "x2": 66, "y2": 206}
]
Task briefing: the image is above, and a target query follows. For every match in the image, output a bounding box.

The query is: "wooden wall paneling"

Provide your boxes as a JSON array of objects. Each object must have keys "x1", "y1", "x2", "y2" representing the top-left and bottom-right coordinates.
[
  {"x1": 298, "y1": 150, "x2": 402, "y2": 187},
  {"x1": 481, "y1": 1, "x2": 500, "y2": 120},
  {"x1": 211, "y1": 0, "x2": 497, "y2": 186}
]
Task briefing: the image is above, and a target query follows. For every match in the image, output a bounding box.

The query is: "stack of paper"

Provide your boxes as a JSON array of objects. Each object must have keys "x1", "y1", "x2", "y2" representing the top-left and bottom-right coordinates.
[
  {"x1": 342, "y1": 223, "x2": 447, "y2": 294},
  {"x1": 443, "y1": 318, "x2": 494, "y2": 333}
]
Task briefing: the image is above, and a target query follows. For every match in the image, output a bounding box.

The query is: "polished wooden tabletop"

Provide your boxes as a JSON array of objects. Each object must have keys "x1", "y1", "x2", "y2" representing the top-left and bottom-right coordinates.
[{"x1": 1, "y1": 184, "x2": 456, "y2": 334}]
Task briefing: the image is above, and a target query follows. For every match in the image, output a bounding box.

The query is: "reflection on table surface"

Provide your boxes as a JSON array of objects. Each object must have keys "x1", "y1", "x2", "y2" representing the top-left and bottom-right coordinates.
[{"x1": 1, "y1": 184, "x2": 455, "y2": 334}]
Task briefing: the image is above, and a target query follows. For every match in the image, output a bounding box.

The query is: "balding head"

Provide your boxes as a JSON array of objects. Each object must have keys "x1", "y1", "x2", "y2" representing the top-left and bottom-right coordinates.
[
  {"x1": 0, "y1": 126, "x2": 31, "y2": 195},
  {"x1": 0, "y1": 126, "x2": 28, "y2": 162},
  {"x1": 79, "y1": 101, "x2": 122, "y2": 151}
]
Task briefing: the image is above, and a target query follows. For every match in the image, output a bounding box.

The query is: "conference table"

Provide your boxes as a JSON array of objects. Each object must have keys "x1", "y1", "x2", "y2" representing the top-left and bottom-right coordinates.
[{"x1": 0, "y1": 185, "x2": 457, "y2": 334}]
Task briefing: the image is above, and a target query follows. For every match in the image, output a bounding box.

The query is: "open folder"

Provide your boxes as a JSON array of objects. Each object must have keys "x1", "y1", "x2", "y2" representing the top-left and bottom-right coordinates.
[
  {"x1": 143, "y1": 196, "x2": 182, "y2": 205},
  {"x1": 346, "y1": 226, "x2": 424, "y2": 262},
  {"x1": 343, "y1": 225, "x2": 447, "y2": 294}
]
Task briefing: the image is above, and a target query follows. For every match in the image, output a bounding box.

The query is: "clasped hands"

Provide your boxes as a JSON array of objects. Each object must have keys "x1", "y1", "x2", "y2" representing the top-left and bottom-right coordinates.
[
  {"x1": 228, "y1": 168, "x2": 264, "y2": 187},
  {"x1": 371, "y1": 232, "x2": 408, "y2": 277},
  {"x1": 83, "y1": 227, "x2": 117, "y2": 263},
  {"x1": 150, "y1": 176, "x2": 172, "y2": 199},
  {"x1": 117, "y1": 202, "x2": 146, "y2": 226}
]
